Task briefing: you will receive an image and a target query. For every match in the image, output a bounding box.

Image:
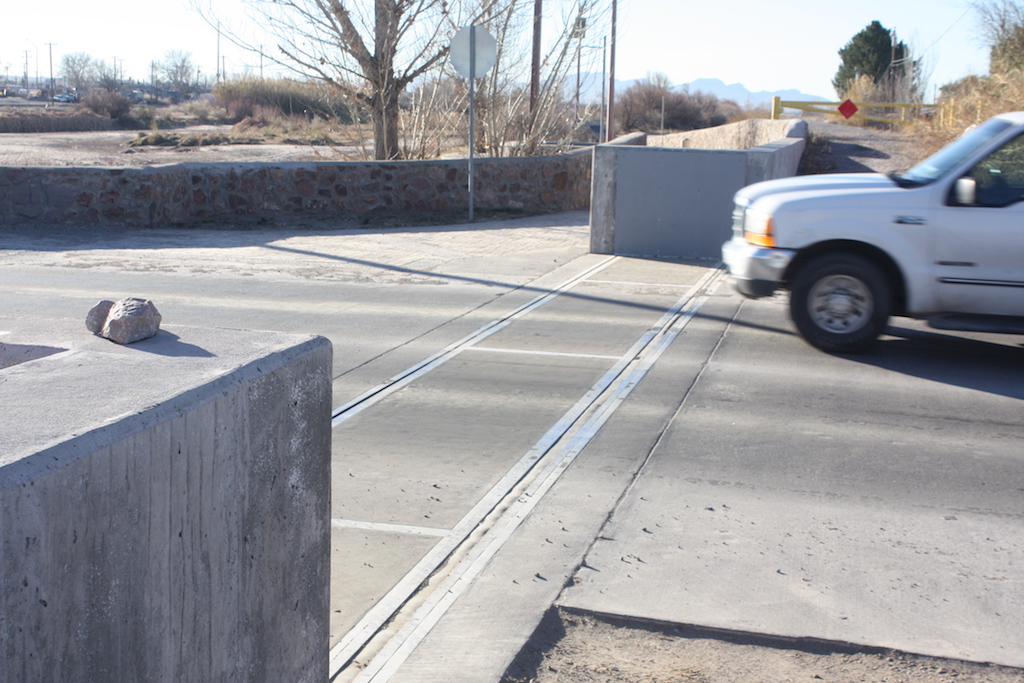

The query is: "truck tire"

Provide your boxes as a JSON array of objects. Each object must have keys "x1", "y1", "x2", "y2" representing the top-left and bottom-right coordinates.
[{"x1": 789, "y1": 253, "x2": 892, "y2": 353}]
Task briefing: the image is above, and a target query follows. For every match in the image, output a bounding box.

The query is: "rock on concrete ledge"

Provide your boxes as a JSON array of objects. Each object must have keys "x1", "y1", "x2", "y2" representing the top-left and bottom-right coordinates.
[{"x1": 0, "y1": 315, "x2": 332, "y2": 683}]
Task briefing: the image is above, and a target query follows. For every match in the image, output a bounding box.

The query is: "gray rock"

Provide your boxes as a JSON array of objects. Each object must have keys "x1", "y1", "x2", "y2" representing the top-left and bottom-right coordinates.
[
  {"x1": 100, "y1": 298, "x2": 162, "y2": 344},
  {"x1": 86, "y1": 300, "x2": 115, "y2": 334}
]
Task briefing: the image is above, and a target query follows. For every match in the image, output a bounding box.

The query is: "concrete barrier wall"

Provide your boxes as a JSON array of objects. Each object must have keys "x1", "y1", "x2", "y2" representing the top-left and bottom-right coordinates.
[
  {"x1": 0, "y1": 317, "x2": 332, "y2": 683},
  {"x1": 591, "y1": 119, "x2": 807, "y2": 259},
  {"x1": 649, "y1": 118, "x2": 807, "y2": 150},
  {"x1": 0, "y1": 149, "x2": 592, "y2": 228}
]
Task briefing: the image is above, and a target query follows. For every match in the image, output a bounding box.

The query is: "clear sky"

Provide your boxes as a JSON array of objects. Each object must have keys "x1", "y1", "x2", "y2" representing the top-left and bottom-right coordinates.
[{"x1": 1, "y1": 0, "x2": 989, "y2": 100}]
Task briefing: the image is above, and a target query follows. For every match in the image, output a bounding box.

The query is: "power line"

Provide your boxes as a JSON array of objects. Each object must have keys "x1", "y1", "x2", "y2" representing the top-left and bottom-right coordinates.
[{"x1": 920, "y1": 1, "x2": 983, "y2": 57}]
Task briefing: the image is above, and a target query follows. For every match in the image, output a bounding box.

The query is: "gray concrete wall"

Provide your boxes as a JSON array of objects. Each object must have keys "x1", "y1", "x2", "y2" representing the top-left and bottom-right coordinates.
[
  {"x1": 591, "y1": 119, "x2": 807, "y2": 259},
  {"x1": 649, "y1": 118, "x2": 807, "y2": 150},
  {"x1": 0, "y1": 316, "x2": 332, "y2": 683}
]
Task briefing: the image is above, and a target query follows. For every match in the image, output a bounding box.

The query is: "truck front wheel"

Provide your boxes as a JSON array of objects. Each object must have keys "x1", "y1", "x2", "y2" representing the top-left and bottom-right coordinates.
[{"x1": 789, "y1": 253, "x2": 892, "y2": 353}]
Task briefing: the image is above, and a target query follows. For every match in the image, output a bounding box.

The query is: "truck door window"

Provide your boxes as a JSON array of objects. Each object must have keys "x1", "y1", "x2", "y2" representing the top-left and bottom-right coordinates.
[{"x1": 971, "y1": 134, "x2": 1024, "y2": 207}]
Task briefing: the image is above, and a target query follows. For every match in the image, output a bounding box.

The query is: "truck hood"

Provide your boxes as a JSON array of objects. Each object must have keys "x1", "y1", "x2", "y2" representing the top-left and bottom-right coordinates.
[{"x1": 736, "y1": 173, "x2": 897, "y2": 206}]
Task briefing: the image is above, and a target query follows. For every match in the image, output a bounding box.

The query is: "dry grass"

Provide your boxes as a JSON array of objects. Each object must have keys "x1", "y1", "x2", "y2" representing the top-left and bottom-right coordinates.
[
  {"x1": 127, "y1": 108, "x2": 369, "y2": 151},
  {"x1": 911, "y1": 71, "x2": 1024, "y2": 146}
]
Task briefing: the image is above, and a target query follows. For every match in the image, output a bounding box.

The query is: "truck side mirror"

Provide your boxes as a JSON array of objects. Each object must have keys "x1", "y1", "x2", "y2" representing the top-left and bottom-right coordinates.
[{"x1": 954, "y1": 177, "x2": 977, "y2": 206}]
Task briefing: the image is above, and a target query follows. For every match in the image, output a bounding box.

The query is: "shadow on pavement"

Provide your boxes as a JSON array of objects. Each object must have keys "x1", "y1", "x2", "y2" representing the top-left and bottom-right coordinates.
[{"x1": 846, "y1": 325, "x2": 1024, "y2": 400}]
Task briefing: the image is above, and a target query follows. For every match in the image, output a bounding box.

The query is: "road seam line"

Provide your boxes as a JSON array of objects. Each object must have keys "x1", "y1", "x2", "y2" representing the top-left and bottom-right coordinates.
[
  {"x1": 461, "y1": 347, "x2": 622, "y2": 360},
  {"x1": 330, "y1": 256, "x2": 618, "y2": 427}
]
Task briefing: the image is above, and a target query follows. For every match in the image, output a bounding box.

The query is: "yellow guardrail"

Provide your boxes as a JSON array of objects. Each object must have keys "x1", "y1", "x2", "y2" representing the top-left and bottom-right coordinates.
[{"x1": 771, "y1": 96, "x2": 947, "y2": 125}]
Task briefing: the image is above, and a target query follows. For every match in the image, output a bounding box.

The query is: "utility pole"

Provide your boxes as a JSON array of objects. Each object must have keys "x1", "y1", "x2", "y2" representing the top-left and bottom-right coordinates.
[
  {"x1": 600, "y1": 36, "x2": 606, "y2": 143},
  {"x1": 574, "y1": 15, "x2": 587, "y2": 119},
  {"x1": 530, "y1": 0, "x2": 542, "y2": 112},
  {"x1": 606, "y1": 0, "x2": 617, "y2": 142},
  {"x1": 216, "y1": 21, "x2": 221, "y2": 82},
  {"x1": 890, "y1": 29, "x2": 897, "y2": 102},
  {"x1": 46, "y1": 42, "x2": 55, "y2": 101}
]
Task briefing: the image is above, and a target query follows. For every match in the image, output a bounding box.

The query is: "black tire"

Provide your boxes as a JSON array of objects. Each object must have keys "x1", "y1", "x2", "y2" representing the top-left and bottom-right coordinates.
[{"x1": 789, "y1": 253, "x2": 892, "y2": 354}]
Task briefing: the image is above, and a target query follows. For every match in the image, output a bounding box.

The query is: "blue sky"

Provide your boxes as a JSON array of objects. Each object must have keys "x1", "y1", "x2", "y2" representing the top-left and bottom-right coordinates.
[{"x1": 2, "y1": 0, "x2": 988, "y2": 99}]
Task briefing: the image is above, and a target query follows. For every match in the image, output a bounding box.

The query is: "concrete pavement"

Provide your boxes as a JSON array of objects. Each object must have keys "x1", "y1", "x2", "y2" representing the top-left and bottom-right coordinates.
[{"x1": 1, "y1": 212, "x2": 1022, "y2": 681}]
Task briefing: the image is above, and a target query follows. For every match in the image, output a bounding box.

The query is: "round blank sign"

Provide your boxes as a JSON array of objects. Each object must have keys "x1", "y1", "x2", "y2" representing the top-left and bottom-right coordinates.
[{"x1": 450, "y1": 25, "x2": 497, "y2": 79}]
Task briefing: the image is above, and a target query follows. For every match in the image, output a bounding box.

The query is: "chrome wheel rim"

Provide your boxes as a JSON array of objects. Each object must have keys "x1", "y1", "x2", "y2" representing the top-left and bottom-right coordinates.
[{"x1": 808, "y1": 274, "x2": 873, "y2": 334}]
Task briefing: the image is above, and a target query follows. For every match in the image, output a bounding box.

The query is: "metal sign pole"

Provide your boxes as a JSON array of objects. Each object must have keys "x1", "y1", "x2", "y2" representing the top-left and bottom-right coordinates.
[
  {"x1": 468, "y1": 25, "x2": 476, "y2": 222},
  {"x1": 449, "y1": 24, "x2": 494, "y2": 222}
]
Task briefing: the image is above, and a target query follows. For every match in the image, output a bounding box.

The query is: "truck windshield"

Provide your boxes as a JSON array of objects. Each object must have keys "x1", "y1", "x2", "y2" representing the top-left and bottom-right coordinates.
[{"x1": 898, "y1": 119, "x2": 1013, "y2": 185}]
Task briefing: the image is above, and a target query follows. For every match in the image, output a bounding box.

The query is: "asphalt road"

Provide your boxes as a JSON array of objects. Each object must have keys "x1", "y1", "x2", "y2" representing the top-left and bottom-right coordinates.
[{"x1": 1, "y1": 212, "x2": 1021, "y2": 681}]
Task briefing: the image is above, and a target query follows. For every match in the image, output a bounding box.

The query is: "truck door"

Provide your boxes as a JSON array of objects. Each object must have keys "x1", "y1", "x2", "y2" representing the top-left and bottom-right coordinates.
[{"x1": 934, "y1": 133, "x2": 1024, "y2": 316}]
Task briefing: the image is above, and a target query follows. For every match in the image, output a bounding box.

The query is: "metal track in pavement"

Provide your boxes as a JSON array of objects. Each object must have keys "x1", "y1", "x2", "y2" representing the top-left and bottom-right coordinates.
[{"x1": 329, "y1": 262, "x2": 725, "y2": 681}]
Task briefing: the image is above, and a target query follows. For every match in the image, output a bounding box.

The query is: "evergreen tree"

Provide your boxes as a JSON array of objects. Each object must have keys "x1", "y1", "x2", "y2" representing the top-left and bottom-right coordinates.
[{"x1": 832, "y1": 21, "x2": 901, "y2": 96}]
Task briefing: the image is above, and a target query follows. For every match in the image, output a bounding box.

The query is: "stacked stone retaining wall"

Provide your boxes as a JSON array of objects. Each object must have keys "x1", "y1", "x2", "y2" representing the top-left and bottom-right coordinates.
[{"x1": 0, "y1": 149, "x2": 593, "y2": 227}]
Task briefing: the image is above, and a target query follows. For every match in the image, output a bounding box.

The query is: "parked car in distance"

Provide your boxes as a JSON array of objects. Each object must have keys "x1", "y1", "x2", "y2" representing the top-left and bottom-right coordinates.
[{"x1": 722, "y1": 112, "x2": 1024, "y2": 353}]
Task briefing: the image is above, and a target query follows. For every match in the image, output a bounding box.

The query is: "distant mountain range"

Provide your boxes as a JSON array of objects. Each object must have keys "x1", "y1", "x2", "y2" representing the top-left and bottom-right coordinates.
[
  {"x1": 574, "y1": 75, "x2": 830, "y2": 107},
  {"x1": 682, "y1": 78, "x2": 830, "y2": 106}
]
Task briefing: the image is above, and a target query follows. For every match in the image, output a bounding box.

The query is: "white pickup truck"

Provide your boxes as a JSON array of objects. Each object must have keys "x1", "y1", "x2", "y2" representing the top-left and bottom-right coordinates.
[{"x1": 722, "y1": 111, "x2": 1024, "y2": 353}]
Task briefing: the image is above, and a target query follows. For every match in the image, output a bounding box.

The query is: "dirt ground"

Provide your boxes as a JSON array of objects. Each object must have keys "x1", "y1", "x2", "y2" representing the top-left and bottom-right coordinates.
[
  {"x1": 5, "y1": 116, "x2": 1018, "y2": 683},
  {"x1": 0, "y1": 126, "x2": 360, "y2": 167},
  {"x1": 502, "y1": 610, "x2": 1024, "y2": 683}
]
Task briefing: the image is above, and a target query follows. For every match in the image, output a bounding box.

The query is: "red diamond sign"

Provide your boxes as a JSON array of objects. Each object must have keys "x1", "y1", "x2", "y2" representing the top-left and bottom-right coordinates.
[{"x1": 838, "y1": 99, "x2": 859, "y2": 119}]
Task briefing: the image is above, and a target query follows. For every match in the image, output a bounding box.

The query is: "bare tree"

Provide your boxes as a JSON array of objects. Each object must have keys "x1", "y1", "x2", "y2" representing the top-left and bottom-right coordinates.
[
  {"x1": 397, "y1": 1, "x2": 610, "y2": 159},
  {"x1": 194, "y1": 0, "x2": 606, "y2": 159},
  {"x1": 59, "y1": 52, "x2": 94, "y2": 94},
  {"x1": 977, "y1": 0, "x2": 1024, "y2": 73},
  {"x1": 159, "y1": 51, "x2": 197, "y2": 97},
  {"x1": 93, "y1": 60, "x2": 119, "y2": 92},
  {"x1": 475, "y1": 0, "x2": 609, "y2": 156},
  {"x1": 195, "y1": 1, "x2": 513, "y2": 160}
]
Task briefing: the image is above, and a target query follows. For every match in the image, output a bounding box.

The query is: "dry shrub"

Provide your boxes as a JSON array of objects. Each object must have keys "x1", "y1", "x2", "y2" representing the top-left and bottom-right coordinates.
[
  {"x1": 128, "y1": 131, "x2": 242, "y2": 148},
  {"x1": 181, "y1": 99, "x2": 215, "y2": 124},
  {"x1": 939, "y1": 71, "x2": 1024, "y2": 127},
  {"x1": 909, "y1": 71, "x2": 1024, "y2": 147},
  {"x1": 82, "y1": 90, "x2": 132, "y2": 119},
  {"x1": 230, "y1": 107, "x2": 353, "y2": 146},
  {"x1": 725, "y1": 102, "x2": 773, "y2": 123},
  {"x1": 617, "y1": 82, "x2": 730, "y2": 133}
]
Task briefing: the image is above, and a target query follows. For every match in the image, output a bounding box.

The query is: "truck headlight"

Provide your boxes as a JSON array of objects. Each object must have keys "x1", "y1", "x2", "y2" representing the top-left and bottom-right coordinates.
[{"x1": 744, "y1": 210, "x2": 776, "y2": 247}]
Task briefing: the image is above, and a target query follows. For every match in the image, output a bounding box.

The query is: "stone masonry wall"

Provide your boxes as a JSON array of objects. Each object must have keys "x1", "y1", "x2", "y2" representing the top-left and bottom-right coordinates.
[{"x1": 0, "y1": 149, "x2": 593, "y2": 228}]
